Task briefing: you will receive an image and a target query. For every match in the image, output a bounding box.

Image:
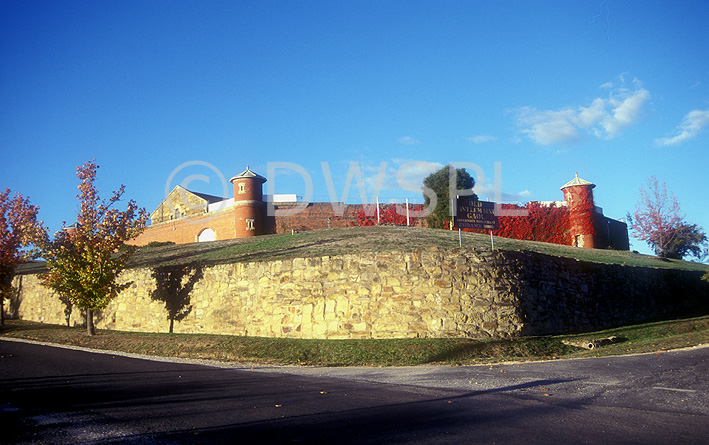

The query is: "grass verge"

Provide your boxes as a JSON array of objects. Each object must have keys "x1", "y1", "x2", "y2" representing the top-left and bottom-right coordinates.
[
  {"x1": 16, "y1": 226, "x2": 709, "y2": 275},
  {"x1": 2, "y1": 315, "x2": 708, "y2": 367}
]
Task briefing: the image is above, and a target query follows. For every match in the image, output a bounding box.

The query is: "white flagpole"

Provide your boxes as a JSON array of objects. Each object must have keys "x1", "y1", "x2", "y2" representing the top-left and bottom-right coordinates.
[{"x1": 406, "y1": 198, "x2": 410, "y2": 226}]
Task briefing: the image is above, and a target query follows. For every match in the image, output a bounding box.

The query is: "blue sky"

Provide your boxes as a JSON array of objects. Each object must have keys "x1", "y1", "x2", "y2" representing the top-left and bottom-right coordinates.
[{"x1": 2, "y1": 1, "x2": 708, "y2": 257}]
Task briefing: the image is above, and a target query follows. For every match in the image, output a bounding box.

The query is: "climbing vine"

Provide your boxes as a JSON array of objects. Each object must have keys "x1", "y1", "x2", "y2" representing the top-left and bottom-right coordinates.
[
  {"x1": 352, "y1": 198, "x2": 595, "y2": 249},
  {"x1": 354, "y1": 204, "x2": 422, "y2": 226},
  {"x1": 566, "y1": 186, "x2": 596, "y2": 237},
  {"x1": 468, "y1": 202, "x2": 571, "y2": 245}
]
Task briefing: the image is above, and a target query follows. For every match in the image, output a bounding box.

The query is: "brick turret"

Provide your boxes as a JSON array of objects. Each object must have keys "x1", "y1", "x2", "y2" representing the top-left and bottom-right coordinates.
[
  {"x1": 230, "y1": 165, "x2": 267, "y2": 238},
  {"x1": 561, "y1": 173, "x2": 597, "y2": 248}
]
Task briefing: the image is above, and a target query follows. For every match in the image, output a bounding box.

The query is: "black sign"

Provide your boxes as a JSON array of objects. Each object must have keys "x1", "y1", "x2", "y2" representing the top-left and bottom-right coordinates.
[{"x1": 455, "y1": 199, "x2": 498, "y2": 230}]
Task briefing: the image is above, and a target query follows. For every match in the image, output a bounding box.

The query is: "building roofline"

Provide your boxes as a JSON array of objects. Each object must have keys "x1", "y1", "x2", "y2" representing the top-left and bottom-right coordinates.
[
  {"x1": 230, "y1": 165, "x2": 267, "y2": 183},
  {"x1": 560, "y1": 173, "x2": 595, "y2": 190}
]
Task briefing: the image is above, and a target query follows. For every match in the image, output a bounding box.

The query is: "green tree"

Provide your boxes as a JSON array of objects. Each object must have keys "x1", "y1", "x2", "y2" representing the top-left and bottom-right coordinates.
[
  {"x1": 422, "y1": 165, "x2": 476, "y2": 229},
  {"x1": 663, "y1": 223, "x2": 707, "y2": 260},
  {"x1": 40, "y1": 161, "x2": 147, "y2": 336},
  {"x1": 0, "y1": 189, "x2": 46, "y2": 325}
]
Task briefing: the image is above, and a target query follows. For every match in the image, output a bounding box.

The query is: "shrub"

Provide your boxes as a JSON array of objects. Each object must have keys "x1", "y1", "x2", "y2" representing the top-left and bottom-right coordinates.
[{"x1": 146, "y1": 241, "x2": 176, "y2": 248}]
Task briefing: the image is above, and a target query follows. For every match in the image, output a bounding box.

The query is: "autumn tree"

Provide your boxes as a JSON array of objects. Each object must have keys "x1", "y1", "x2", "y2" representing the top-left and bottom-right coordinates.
[
  {"x1": 0, "y1": 189, "x2": 46, "y2": 325},
  {"x1": 423, "y1": 165, "x2": 476, "y2": 229},
  {"x1": 630, "y1": 176, "x2": 707, "y2": 259},
  {"x1": 40, "y1": 161, "x2": 148, "y2": 335}
]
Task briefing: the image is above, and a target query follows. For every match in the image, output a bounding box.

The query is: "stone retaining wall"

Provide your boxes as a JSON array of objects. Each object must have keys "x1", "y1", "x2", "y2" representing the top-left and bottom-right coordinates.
[{"x1": 7, "y1": 248, "x2": 708, "y2": 338}]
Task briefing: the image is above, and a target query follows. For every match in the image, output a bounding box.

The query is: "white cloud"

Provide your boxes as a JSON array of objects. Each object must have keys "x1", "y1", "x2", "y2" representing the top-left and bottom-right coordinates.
[
  {"x1": 382, "y1": 159, "x2": 442, "y2": 190},
  {"x1": 353, "y1": 158, "x2": 443, "y2": 194},
  {"x1": 397, "y1": 136, "x2": 421, "y2": 145},
  {"x1": 513, "y1": 78, "x2": 650, "y2": 146},
  {"x1": 655, "y1": 109, "x2": 709, "y2": 146},
  {"x1": 601, "y1": 87, "x2": 650, "y2": 138},
  {"x1": 515, "y1": 106, "x2": 586, "y2": 145},
  {"x1": 465, "y1": 135, "x2": 497, "y2": 144},
  {"x1": 353, "y1": 158, "x2": 530, "y2": 203},
  {"x1": 473, "y1": 183, "x2": 533, "y2": 203}
]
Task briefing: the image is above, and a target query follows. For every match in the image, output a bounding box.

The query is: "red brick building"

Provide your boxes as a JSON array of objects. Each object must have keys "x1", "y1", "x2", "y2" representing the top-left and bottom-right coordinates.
[
  {"x1": 132, "y1": 167, "x2": 628, "y2": 250},
  {"x1": 560, "y1": 174, "x2": 629, "y2": 250},
  {"x1": 132, "y1": 166, "x2": 373, "y2": 245}
]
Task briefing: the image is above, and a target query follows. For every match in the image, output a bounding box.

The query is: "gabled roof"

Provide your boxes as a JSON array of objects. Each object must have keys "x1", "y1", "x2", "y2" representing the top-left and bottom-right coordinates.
[
  {"x1": 190, "y1": 190, "x2": 227, "y2": 204},
  {"x1": 163, "y1": 185, "x2": 225, "y2": 204},
  {"x1": 150, "y1": 185, "x2": 226, "y2": 218},
  {"x1": 561, "y1": 173, "x2": 595, "y2": 190},
  {"x1": 230, "y1": 165, "x2": 267, "y2": 183}
]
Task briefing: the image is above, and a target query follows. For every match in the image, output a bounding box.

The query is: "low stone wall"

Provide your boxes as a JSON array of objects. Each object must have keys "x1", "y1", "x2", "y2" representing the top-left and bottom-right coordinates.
[{"x1": 7, "y1": 248, "x2": 708, "y2": 338}]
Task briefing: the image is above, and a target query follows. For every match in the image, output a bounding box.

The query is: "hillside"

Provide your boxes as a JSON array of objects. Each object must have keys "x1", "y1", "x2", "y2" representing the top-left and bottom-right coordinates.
[{"x1": 17, "y1": 226, "x2": 707, "y2": 274}]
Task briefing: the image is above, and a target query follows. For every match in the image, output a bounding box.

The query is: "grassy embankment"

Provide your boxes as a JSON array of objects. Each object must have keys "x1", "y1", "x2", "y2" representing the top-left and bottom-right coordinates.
[
  {"x1": 17, "y1": 225, "x2": 709, "y2": 273},
  {"x1": 2, "y1": 316, "x2": 708, "y2": 366},
  {"x1": 8, "y1": 226, "x2": 708, "y2": 367}
]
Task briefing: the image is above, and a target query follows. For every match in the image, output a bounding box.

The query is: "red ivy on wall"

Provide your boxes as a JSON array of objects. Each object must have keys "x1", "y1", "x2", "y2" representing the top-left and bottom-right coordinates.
[
  {"x1": 467, "y1": 202, "x2": 572, "y2": 246},
  {"x1": 353, "y1": 199, "x2": 596, "y2": 248},
  {"x1": 566, "y1": 186, "x2": 596, "y2": 237},
  {"x1": 354, "y1": 204, "x2": 422, "y2": 226}
]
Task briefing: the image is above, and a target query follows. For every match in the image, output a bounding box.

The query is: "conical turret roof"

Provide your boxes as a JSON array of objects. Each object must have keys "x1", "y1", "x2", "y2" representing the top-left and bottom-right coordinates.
[
  {"x1": 560, "y1": 173, "x2": 595, "y2": 190},
  {"x1": 230, "y1": 165, "x2": 266, "y2": 183}
]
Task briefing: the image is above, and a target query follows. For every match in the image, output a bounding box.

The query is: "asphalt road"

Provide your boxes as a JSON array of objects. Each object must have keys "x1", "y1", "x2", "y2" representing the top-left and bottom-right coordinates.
[{"x1": 1, "y1": 339, "x2": 707, "y2": 444}]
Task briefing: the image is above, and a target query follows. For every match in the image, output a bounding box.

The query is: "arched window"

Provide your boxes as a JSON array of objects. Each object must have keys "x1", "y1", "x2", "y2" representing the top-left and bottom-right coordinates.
[{"x1": 198, "y1": 228, "x2": 216, "y2": 242}]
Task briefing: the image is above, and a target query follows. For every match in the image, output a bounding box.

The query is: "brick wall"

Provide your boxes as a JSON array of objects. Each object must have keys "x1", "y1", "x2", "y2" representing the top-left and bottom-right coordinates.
[
  {"x1": 268, "y1": 203, "x2": 361, "y2": 233},
  {"x1": 134, "y1": 202, "x2": 427, "y2": 245},
  {"x1": 132, "y1": 207, "x2": 238, "y2": 245},
  {"x1": 268, "y1": 203, "x2": 427, "y2": 233}
]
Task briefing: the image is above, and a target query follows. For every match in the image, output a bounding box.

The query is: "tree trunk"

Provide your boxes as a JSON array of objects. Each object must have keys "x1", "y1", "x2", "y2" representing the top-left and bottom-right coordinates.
[
  {"x1": 86, "y1": 308, "x2": 95, "y2": 336},
  {"x1": 0, "y1": 300, "x2": 4, "y2": 326},
  {"x1": 169, "y1": 318, "x2": 174, "y2": 334}
]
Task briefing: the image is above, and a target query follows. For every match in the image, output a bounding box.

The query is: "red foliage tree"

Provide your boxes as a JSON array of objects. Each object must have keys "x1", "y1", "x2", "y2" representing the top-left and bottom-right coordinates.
[
  {"x1": 630, "y1": 176, "x2": 704, "y2": 259},
  {"x1": 0, "y1": 189, "x2": 46, "y2": 324},
  {"x1": 40, "y1": 161, "x2": 148, "y2": 335}
]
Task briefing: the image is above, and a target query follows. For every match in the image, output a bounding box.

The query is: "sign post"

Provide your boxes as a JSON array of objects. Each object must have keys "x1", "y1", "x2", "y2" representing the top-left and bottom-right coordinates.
[{"x1": 454, "y1": 198, "x2": 499, "y2": 249}]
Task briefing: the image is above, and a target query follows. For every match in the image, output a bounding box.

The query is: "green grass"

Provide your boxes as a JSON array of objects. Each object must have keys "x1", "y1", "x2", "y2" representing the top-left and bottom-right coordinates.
[
  {"x1": 17, "y1": 226, "x2": 708, "y2": 274},
  {"x1": 10, "y1": 226, "x2": 706, "y2": 366},
  {"x1": 2, "y1": 315, "x2": 707, "y2": 366},
  {"x1": 122, "y1": 226, "x2": 709, "y2": 271}
]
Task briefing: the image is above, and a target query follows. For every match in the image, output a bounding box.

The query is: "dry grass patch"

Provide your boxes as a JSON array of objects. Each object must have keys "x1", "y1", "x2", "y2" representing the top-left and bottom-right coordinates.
[
  {"x1": 2, "y1": 315, "x2": 708, "y2": 367},
  {"x1": 16, "y1": 226, "x2": 708, "y2": 275}
]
